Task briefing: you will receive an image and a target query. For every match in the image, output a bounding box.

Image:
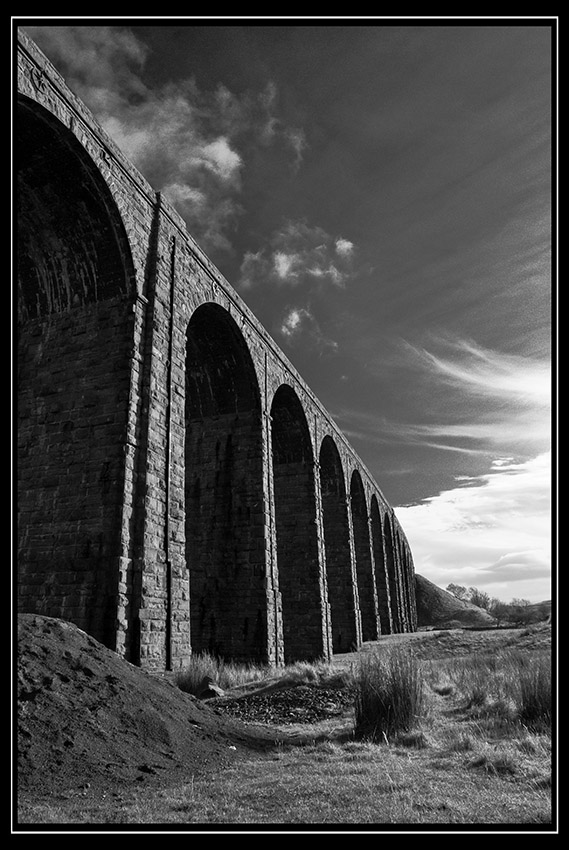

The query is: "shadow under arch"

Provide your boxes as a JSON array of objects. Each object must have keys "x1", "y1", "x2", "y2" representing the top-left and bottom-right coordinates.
[
  {"x1": 17, "y1": 95, "x2": 137, "y2": 649},
  {"x1": 384, "y1": 514, "x2": 403, "y2": 633},
  {"x1": 394, "y1": 528, "x2": 411, "y2": 631},
  {"x1": 271, "y1": 385, "x2": 323, "y2": 662},
  {"x1": 370, "y1": 495, "x2": 393, "y2": 635},
  {"x1": 185, "y1": 303, "x2": 267, "y2": 662},
  {"x1": 350, "y1": 470, "x2": 379, "y2": 642},
  {"x1": 17, "y1": 95, "x2": 135, "y2": 319},
  {"x1": 319, "y1": 435, "x2": 358, "y2": 652}
]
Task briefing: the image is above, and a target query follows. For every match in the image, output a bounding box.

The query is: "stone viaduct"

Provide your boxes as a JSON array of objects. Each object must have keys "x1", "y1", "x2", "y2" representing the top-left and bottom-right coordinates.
[{"x1": 16, "y1": 29, "x2": 417, "y2": 671}]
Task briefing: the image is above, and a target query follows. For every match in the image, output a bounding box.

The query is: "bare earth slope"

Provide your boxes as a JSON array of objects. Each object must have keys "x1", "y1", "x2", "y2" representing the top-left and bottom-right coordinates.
[{"x1": 16, "y1": 614, "x2": 277, "y2": 800}]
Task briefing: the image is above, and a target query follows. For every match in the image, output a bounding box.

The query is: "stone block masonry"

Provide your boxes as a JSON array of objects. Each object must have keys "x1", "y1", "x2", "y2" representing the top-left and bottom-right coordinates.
[{"x1": 16, "y1": 29, "x2": 417, "y2": 672}]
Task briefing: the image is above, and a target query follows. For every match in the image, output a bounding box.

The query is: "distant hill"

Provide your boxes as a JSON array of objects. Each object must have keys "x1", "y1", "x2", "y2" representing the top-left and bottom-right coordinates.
[
  {"x1": 524, "y1": 599, "x2": 552, "y2": 623},
  {"x1": 528, "y1": 599, "x2": 551, "y2": 620},
  {"x1": 414, "y1": 574, "x2": 497, "y2": 629}
]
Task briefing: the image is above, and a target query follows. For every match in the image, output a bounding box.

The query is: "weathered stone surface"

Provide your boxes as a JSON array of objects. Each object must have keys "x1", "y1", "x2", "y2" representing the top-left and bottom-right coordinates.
[{"x1": 16, "y1": 28, "x2": 417, "y2": 672}]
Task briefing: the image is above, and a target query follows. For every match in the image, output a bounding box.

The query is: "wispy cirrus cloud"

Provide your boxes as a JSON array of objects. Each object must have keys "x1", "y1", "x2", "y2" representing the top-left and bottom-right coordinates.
[
  {"x1": 335, "y1": 333, "x2": 552, "y2": 600},
  {"x1": 378, "y1": 336, "x2": 552, "y2": 602},
  {"x1": 399, "y1": 336, "x2": 551, "y2": 457},
  {"x1": 337, "y1": 335, "x2": 551, "y2": 458},
  {"x1": 401, "y1": 336, "x2": 551, "y2": 404},
  {"x1": 24, "y1": 25, "x2": 306, "y2": 254},
  {"x1": 238, "y1": 219, "x2": 356, "y2": 290}
]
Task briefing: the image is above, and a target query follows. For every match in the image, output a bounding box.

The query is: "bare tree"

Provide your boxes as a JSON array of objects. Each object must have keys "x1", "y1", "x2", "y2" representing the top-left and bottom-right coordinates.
[
  {"x1": 467, "y1": 587, "x2": 491, "y2": 611},
  {"x1": 446, "y1": 583, "x2": 467, "y2": 600},
  {"x1": 489, "y1": 598, "x2": 509, "y2": 626}
]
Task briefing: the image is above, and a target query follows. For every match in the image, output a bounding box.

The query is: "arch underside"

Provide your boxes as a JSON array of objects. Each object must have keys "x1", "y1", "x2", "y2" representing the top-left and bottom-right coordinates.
[
  {"x1": 384, "y1": 516, "x2": 404, "y2": 633},
  {"x1": 351, "y1": 472, "x2": 379, "y2": 642},
  {"x1": 271, "y1": 386, "x2": 323, "y2": 662},
  {"x1": 371, "y1": 495, "x2": 393, "y2": 635},
  {"x1": 185, "y1": 304, "x2": 266, "y2": 661},
  {"x1": 17, "y1": 96, "x2": 136, "y2": 648},
  {"x1": 320, "y1": 436, "x2": 358, "y2": 652}
]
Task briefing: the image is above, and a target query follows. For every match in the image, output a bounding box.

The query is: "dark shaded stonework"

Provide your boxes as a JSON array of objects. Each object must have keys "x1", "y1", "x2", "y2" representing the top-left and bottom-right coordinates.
[{"x1": 16, "y1": 29, "x2": 418, "y2": 671}]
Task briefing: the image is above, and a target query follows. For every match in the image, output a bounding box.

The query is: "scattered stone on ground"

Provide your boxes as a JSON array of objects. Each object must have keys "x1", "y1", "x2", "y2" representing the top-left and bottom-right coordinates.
[{"x1": 208, "y1": 683, "x2": 356, "y2": 725}]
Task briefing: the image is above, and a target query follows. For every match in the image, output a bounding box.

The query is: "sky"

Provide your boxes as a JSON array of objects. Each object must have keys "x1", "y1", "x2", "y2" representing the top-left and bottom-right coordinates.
[{"x1": 17, "y1": 18, "x2": 556, "y2": 603}]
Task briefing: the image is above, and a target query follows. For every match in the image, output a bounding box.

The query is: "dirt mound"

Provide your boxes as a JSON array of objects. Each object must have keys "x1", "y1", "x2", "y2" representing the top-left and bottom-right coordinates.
[
  {"x1": 415, "y1": 574, "x2": 496, "y2": 628},
  {"x1": 16, "y1": 614, "x2": 277, "y2": 799}
]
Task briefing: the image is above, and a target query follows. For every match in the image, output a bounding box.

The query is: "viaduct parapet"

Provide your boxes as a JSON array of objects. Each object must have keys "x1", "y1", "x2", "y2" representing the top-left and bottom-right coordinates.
[{"x1": 17, "y1": 29, "x2": 417, "y2": 670}]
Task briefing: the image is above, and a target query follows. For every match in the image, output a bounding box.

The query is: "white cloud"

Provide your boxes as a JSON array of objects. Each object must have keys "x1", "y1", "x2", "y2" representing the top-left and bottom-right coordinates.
[
  {"x1": 201, "y1": 137, "x2": 242, "y2": 182},
  {"x1": 280, "y1": 307, "x2": 308, "y2": 337},
  {"x1": 273, "y1": 252, "x2": 300, "y2": 280},
  {"x1": 239, "y1": 219, "x2": 357, "y2": 290},
  {"x1": 395, "y1": 452, "x2": 552, "y2": 603},
  {"x1": 335, "y1": 237, "x2": 354, "y2": 257},
  {"x1": 239, "y1": 219, "x2": 359, "y2": 349},
  {"x1": 483, "y1": 550, "x2": 551, "y2": 581},
  {"x1": 307, "y1": 264, "x2": 343, "y2": 285},
  {"x1": 284, "y1": 127, "x2": 307, "y2": 170},
  {"x1": 279, "y1": 306, "x2": 339, "y2": 353},
  {"x1": 24, "y1": 25, "x2": 304, "y2": 255},
  {"x1": 160, "y1": 182, "x2": 207, "y2": 208},
  {"x1": 24, "y1": 24, "x2": 148, "y2": 104},
  {"x1": 239, "y1": 250, "x2": 265, "y2": 290},
  {"x1": 254, "y1": 80, "x2": 306, "y2": 165}
]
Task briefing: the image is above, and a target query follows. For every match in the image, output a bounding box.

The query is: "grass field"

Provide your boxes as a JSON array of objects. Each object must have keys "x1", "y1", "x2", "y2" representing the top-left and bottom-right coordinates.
[{"x1": 16, "y1": 625, "x2": 555, "y2": 830}]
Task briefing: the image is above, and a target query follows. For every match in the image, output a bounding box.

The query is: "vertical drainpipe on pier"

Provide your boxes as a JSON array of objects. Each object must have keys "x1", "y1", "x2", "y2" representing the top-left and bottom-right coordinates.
[{"x1": 165, "y1": 228, "x2": 176, "y2": 670}]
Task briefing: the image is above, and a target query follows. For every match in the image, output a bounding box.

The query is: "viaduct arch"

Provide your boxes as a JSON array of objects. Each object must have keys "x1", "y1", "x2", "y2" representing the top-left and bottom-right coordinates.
[{"x1": 16, "y1": 29, "x2": 417, "y2": 671}]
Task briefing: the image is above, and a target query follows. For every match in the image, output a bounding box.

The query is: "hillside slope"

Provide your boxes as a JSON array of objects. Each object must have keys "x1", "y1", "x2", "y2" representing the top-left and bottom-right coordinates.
[{"x1": 414, "y1": 574, "x2": 496, "y2": 628}]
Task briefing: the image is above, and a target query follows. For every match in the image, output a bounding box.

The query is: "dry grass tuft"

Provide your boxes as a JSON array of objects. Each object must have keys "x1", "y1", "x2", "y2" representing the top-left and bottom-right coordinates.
[{"x1": 353, "y1": 648, "x2": 424, "y2": 743}]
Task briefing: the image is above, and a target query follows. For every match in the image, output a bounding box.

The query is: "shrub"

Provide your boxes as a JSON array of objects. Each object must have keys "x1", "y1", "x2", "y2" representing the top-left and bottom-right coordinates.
[{"x1": 353, "y1": 649, "x2": 424, "y2": 743}]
